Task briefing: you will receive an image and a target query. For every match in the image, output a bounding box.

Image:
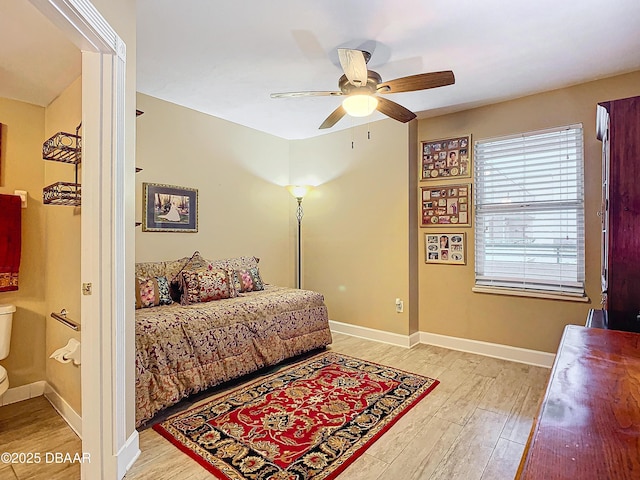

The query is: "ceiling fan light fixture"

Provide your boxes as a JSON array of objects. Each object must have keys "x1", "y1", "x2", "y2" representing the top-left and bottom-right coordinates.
[
  {"x1": 342, "y1": 94, "x2": 378, "y2": 117},
  {"x1": 271, "y1": 49, "x2": 454, "y2": 129}
]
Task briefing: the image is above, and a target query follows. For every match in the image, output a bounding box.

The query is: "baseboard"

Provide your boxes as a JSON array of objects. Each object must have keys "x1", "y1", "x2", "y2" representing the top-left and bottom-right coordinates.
[
  {"x1": 419, "y1": 332, "x2": 555, "y2": 368},
  {"x1": 329, "y1": 321, "x2": 554, "y2": 368},
  {"x1": 117, "y1": 429, "x2": 141, "y2": 480},
  {"x1": 1, "y1": 380, "x2": 83, "y2": 437},
  {"x1": 0, "y1": 380, "x2": 46, "y2": 406},
  {"x1": 46, "y1": 387, "x2": 141, "y2": 479},
  {"x1": 329, "y1": 320, "x2": 412, "y2": 348},
  {"x1": 408, "y1": 331, "x2": 421, "y2": 348},
  {"x1": 44, "y1": 383, "x2": 83, "y2": 438}
]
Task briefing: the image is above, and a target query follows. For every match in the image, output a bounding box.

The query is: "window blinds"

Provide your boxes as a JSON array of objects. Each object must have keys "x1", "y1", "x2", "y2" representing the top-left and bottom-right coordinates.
[{"x1": 474, "y1": 125, "x2": 585, "y2": 295}]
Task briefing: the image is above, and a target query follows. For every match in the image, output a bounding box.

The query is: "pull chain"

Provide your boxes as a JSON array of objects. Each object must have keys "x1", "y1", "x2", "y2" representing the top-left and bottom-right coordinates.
[{"x1": 351, "y1": 121, "x2": 355, "y2": 149}]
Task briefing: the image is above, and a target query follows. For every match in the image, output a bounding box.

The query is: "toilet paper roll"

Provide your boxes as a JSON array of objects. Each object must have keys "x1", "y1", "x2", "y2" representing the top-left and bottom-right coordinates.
[
  {"x1": 50, "y1": 352, "x2": 72, "y2": 364},
  {"x1": 63, "y1": 342, "x2": 81, "y2": 366}
]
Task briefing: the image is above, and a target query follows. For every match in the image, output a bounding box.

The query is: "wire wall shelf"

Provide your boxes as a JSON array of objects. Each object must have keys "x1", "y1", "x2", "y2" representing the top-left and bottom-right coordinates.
[
  {"x1": 43, "y1": 182, "x2": 81, "y2": 206},
  {"x1": 42, "y1": 131, "x2": 82, "y2": 164},
  {"x1": 42, "y1": 123, "x2": 82, "y2": 206}
]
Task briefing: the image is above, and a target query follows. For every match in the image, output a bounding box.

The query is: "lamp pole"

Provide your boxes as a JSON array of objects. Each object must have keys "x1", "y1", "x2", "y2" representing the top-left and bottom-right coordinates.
[
  {"x1": 287, "y1": 185, "x2": 310, "y2": 289},
  {"x1": 295, "y1": 196, "x2": 304, "y2": 289}
]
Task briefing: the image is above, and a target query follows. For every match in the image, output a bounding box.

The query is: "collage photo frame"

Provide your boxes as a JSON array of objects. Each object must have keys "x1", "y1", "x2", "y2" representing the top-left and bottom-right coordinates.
[
  {"x1": 420, "y1": 135, "x2": 471, "y2": 181},
  {"x1": 424, "y1": 233, "x2": 466, "y2": 265},
  {"x1": 420, "y1": 183, "x2": 471, "y2": 227}
]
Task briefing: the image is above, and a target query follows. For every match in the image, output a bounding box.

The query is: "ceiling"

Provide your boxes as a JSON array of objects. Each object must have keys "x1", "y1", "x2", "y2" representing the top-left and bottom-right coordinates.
[
  {"x1": 3, "y1": 1, "x2": 640, "y2": 140},
  {"x1": 0, "y1": 1, "x2": 80, "y2": 108}
]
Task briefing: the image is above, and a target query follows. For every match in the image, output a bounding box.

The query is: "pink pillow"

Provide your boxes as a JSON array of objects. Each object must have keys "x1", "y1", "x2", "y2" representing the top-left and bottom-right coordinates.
[
  {"x1": 234, "y1": 267, "x2": 265, "y2": 293},
  {"x1": 135, "y1": 276, "x2": 173, "y2": 309}
]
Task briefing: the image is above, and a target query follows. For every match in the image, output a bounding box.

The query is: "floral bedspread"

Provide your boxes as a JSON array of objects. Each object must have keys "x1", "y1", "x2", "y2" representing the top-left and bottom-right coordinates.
[{"x1": 135, "y1": 285, "x2": 332, "y2": 427}]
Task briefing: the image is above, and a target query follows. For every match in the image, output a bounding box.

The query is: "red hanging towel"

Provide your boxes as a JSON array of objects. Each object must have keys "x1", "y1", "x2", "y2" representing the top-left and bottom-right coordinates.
[{"x1": 0, "y1": 194, "x2": 21, "y2": 291}]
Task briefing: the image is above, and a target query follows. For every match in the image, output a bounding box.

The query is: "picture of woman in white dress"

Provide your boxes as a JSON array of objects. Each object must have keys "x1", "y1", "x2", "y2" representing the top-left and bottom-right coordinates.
[
  {"x1": 154, "y1": 192, "x2": 189, "y2": 224},
  {"x1": 158, "y1": 201, "x2": 181, "y2": 222}
]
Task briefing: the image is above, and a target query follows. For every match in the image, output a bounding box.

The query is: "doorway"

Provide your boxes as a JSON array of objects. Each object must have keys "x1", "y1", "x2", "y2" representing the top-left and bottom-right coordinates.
[{"x1": 28, "y1": 0, "x2": 135, "y2": 478}]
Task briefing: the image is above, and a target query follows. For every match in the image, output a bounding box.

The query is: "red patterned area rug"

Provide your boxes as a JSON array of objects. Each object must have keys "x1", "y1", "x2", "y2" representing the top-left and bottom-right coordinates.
[{"x1": 153, "y1": 351, "x2": 439, "y2": 479}]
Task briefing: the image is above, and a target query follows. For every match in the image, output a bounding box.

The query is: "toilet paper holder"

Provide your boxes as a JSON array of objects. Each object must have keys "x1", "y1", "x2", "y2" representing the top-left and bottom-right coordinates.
[{"x1": 49, "y1": 338, "x2": 81, "y2": 366}]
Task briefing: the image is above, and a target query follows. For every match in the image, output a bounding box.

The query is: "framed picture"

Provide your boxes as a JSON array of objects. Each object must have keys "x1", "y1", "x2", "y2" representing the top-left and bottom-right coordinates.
[
  {"x1": 142, "y1": 183, "x2": 198, "y2": 232},
  {"x1": 420, "y1": 183, "x2": 471, "y2": 227},
  {"x1": 425, "y1": 233, "x2": 466, "y2": 265},
  {"x1": 420, "y1": 135, "x2": 471, "y2": 181}
]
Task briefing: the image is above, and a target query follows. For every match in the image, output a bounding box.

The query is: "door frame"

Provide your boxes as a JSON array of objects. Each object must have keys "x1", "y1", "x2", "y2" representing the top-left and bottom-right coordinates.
[{"x1": 29, "y1": 0, "x2": 135, "y2": 478}]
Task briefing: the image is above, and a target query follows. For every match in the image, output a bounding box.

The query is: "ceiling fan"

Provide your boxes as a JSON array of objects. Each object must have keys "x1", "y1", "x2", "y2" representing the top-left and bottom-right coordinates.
[{"x1": 270, "y1": 48, "x2": 455, "y2": 129}]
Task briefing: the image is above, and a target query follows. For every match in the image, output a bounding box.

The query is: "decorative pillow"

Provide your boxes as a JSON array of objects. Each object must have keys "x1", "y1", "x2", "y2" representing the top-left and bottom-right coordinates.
[
  {"x1": 135, "y1": 261, "x2": 167, "y2": 279},
  {"x1": 135, "y1": 276, "x2": 173, "y2": 309},
  {"x1": 167, "y1": 251, "x2": 212, "y2": 302},
  {"x1": 233, "y1": 267, "x2": 265, "y2": 293},
  {"x1": 208, "y1": 255, "x2": 260, "y2": 271},
  {"x1": 164, "y1": 257, "x2": 191, "y2": 280},
  {"x1": 180, "y1": 268, "x2": 237, "y2": 305},
  {"x1": 166, "y1": 252, "x2": 210, "y2": 279}
]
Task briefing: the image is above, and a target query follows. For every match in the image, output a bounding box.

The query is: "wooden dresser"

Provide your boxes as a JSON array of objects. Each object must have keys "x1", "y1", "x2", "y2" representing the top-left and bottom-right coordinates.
[{"x1": 516, "y1": 325, "x2": 640, "y2": 479}]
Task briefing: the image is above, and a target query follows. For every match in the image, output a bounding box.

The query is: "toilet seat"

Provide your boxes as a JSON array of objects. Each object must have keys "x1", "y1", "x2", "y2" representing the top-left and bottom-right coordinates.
[{"x1": 0, "y1": 366, "x2": 6, "y2": 384}]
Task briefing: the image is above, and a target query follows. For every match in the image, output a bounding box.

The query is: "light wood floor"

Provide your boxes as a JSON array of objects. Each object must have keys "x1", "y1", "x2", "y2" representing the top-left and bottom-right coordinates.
[
  {"x1": 0, "y1": 396, "x2": 81, "y2": 480},
  {"x1": 128, "y1": 332, "x2": 550, "y2": 480},
  {"x1": 0, "y1": 332, "x2": 550, "y2": 479}
]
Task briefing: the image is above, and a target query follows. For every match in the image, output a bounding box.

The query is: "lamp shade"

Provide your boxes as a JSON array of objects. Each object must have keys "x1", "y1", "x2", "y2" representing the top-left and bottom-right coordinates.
[
  {"x1": 342, "y1": 94, "x2": 378, "y2": 117},
  {"x1": 287, "y1": 185, "x2": 311, "y2": 199}
]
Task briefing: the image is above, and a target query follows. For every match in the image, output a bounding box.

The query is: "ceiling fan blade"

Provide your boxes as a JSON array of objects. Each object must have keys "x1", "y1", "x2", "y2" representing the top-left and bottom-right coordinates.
[
  {"x1": 319, "y1": 105, "x2": 346, "y2": 129},
  {"x1": 376, "y1": 97, "x2": 417, "y2": 123},
  {"x1": 270, "y1": 91, "x2": 342, "y2": 98},
  {"x1": 377, "y1": 71, "x2": 455, "y2": 94},
  {"x1": 338, "y1": 48, "x2": 368, "y2": 87}
]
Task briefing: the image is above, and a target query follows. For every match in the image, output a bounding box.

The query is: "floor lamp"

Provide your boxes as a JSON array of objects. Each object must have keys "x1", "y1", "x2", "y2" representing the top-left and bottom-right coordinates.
[{"x1": 287, "y1": 185, "x2": 310, "y2": 289}]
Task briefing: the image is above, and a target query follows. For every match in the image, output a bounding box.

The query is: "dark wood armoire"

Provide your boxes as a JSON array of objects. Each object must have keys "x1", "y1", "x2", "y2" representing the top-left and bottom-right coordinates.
[{"x1": 596, "y1": 95, "x2": 640, "y2": 332}]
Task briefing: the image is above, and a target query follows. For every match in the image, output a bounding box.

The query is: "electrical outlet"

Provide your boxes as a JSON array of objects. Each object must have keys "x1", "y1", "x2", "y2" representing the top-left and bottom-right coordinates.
[{"x1": 395, "y1": 298, "x2": 404, "y2": 313}]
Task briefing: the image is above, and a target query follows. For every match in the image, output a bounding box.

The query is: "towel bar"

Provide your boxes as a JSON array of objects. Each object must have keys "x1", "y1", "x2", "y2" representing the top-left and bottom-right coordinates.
[{"x1": 51, "y1": 309, "x2": 80, "y2": 331}]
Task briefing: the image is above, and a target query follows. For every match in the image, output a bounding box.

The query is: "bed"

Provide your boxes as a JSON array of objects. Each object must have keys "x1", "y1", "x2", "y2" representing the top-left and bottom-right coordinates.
[{"x1": 134, "y1": 255, "x2": 332, "y2": 427}]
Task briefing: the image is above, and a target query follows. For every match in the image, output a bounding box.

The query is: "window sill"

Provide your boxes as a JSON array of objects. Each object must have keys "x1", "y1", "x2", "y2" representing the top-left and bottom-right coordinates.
[{"x1": 472, "y1": 285, "x2": 590, "y2": 303}]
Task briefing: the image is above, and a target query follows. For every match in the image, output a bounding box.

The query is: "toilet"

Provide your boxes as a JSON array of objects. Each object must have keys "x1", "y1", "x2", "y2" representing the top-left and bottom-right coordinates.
[{"x1": 0, "y1": 304, "x2": 16, "y2": 397}]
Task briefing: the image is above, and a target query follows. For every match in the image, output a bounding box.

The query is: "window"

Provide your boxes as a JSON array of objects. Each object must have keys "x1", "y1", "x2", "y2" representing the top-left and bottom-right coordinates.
[{"x1": 474, "y1": 125, "x2": 585, "y2": 297}]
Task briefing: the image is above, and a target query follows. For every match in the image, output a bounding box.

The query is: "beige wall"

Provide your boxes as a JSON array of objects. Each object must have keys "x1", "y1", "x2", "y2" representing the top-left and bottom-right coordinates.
[
  {"x1": 0, "y1": 98, "x2": 47, "y2": 389},
  {"x1": 290, "y1": 119, "x2": 414, "y2": 335},
  {"x1": 0, "y1": 82, "x2": 83, "y2": 412},
  {"x1": 417, "y1": 71, "x2": 640, "y2": 353},
  {"x1": 286, "y1": 71, "x2": 640, "y2": 352},
  {"x1": 135, "y1": 93, "x2": 292, "y2": 287},
  {"x1": 44, "y1": 77, "x2": 82, "y2": 414},
  {"x1": 133, "y1": 98, "x2": 416, "y2": 338}
]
